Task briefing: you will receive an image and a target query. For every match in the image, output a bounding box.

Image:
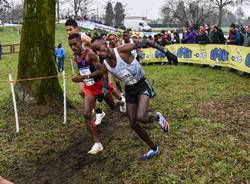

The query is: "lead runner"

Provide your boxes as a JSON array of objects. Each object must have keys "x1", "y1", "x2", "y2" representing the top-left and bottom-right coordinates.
[{"x1": 91, "y1": 36, "x2": 178, "y2": 160}]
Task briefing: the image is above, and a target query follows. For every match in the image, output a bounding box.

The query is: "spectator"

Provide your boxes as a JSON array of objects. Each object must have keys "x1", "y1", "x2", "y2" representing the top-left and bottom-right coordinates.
[
  {"x1": 171, "y1": 31, "x2": 180, "y2": 44},
  {"x1": 181, "y1": 26, "x2": 197, "y2": 44},
  {"x1": 237, "y1": 24, "x2": 246, "y2": 45},
  {"x1": 55, "y1": 43, "x2": 65, "y2": 72},
  {"x1": 205, "y1": 24, "x2": 211, "y2": 34},
  {"x1": 227, "y1": 23, "x2": 241, "y2": 45},
  {"x1": 197, "y1": 25, "x2": 210, "y2": 44},
  {"x1": 209, "y1": 25, "x2": 225, "y2": 44},
  {"x1": 243, "y1": 25, "x2": 250, "y2": 47},
  {"x1": 158, "y1": 33, "x2": 165, "y2": 46},
  {"x1": 153, "y1": 34, "x2": 159, "y2": 44},
  {"x1": 161, "y1": 30, "x2": 171, "y2": 46},
  {"x1": 148, "y1": 35, "x2": 153, "y2": 41}
]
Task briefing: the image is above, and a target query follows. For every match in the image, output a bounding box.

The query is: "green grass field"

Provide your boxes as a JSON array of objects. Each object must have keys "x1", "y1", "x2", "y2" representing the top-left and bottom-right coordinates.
[{"x1": 0, "y1": 25, "x2": 249, "y2": 184}]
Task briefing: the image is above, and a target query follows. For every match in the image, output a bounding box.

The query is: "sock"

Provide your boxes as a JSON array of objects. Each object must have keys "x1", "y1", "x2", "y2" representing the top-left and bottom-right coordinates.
[
  {"x1": 95, "y1": 108, "x2": 102, "y2": 114},
  {"x1": 91, "y1": 121, "x2": 96, "y2": 129}
]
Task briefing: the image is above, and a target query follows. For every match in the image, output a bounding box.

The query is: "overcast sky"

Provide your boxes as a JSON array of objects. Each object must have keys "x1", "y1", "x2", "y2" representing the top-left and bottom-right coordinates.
[
  {"x1": 12, "y1": 0, "x2": 250, "y2": 19},
  {"x1": 103, "y1": 0, "x2": 166, "y2": 19}
]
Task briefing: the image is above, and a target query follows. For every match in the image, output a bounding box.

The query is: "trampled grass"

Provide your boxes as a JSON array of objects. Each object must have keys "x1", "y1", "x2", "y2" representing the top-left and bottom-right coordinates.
[{"x1": 0, "y1": 25, "x2": 249, "y2": 184}]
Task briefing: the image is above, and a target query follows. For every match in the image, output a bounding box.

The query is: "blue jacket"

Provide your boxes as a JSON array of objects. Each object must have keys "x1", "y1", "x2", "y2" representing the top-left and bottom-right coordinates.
[
  {"x1": 55, "y1": 47, "x2": 65, "y2": 58},
  {"x1": 228, "y1": 30, "x2": 241, "y2": 45},
  {"x1": 182, "y1": 30, "x2": 197, "y2": 44}
]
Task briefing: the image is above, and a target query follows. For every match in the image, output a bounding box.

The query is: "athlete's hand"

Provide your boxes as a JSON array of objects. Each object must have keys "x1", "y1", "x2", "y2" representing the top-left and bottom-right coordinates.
[
  {"x1": 165, "y1": 50, "x2": 178, "y2": 65},
  {"x1": 72, "y1": 75, "x2": 85, "y2": 82}
]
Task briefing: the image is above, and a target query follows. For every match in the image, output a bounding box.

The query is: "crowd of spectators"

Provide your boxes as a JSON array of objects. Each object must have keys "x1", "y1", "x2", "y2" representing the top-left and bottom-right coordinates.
[{"x1": 139, "y1": 23, "x2": 250, "y2": 47}]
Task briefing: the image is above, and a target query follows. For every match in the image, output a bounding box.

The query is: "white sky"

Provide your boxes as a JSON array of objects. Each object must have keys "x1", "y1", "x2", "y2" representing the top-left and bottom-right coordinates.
[
  {"x1": 11, "y1": 0, "x2": 250, "y2": 19},
  {"x1": 92, "y1": 0, "x2": 250, "y2": 19}
]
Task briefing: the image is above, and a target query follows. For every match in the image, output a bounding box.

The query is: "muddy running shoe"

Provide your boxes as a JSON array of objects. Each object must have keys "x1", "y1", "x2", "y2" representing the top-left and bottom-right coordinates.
[
  {"x1": 95, "y1": 111, "x2": 106, "y2": 125},
  {"x1": 88, "y1": 142, "x2": 103, "y2": 154},
  {"x1": 156, "y1": 112, "x2": 169, "y2": 133},
  {"x1": 120, "y1": 96, "x2": 126, "y2": 113},
  {"x1": 142, "y1": 147, "x2": 160, "y2": 160}
]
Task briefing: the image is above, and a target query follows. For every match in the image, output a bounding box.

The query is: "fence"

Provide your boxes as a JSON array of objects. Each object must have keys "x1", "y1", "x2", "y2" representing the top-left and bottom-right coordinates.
[
  {"x1": 0, "y1": 71, "x2": 67, "y2": 133},
  {"x1": 1, "y1": 44, "x2": 20, "y2": 55}
]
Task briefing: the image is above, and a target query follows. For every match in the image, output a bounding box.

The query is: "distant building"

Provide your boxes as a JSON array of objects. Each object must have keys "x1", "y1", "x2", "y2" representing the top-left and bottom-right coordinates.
[{"x1": 124, "y1": 16, "x2": 152, "y2": 31}]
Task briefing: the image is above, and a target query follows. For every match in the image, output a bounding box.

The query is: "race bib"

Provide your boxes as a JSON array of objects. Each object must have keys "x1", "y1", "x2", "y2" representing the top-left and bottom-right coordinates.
[
  {"x1": 79, "y1": 67, "x2": 95, "y2": 86},
  {"x1": 116, "y1": 69, "x2": 137, "y2": 85}
]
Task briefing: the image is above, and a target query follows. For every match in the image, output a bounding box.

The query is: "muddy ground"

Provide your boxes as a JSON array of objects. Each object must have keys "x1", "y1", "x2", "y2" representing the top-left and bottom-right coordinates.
[{"x1": 6, "y1": 96, "x2": 250, "y2": 184}]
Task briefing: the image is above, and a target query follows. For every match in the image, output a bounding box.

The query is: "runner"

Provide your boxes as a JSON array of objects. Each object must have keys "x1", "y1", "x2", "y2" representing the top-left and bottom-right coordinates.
[
  {"x1": 68, "y1": 33, "x2": 124, "y2": 154},
  {"x1": 106, "y1": 33, "x2": 126, "y2": 112},
  {"x1": 91, "y1": 37, "x2": 177, "y2": 160},
  {"x1": 65, "y1": 19, "x2": 105, "y2": 125}
]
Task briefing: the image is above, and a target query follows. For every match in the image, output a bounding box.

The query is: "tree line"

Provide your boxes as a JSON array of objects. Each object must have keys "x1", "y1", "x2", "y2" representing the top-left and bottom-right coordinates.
[
  {"x1": 161, "y1": 0, "x2": 250, "y2": 28},
  {"x1": 1, "y1": 0, "x2": 250, "y2": 28}
]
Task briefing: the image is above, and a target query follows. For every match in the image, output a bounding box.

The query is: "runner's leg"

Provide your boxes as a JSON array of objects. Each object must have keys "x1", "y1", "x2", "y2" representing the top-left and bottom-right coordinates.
[
  {"x1": 127, "y1": 103, "x2": 157, "y2": 150},
  {"x1": 83, "y1": 94, "x2": 99, "y2": 142}
]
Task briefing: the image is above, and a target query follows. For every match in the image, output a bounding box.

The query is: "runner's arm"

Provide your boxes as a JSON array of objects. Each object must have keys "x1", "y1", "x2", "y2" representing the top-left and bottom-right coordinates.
[
  {"x1": 81, "y1": 34, "x2": 92, "y2": 48},
  {"x1": 71, "y1": 52, "x2": 105, "y2": 83},
  {"x1": 118, "y1": 40, "x2": 178, "y2": 65},
  {"x1": 118, "y1": 40, "x2": 167, "y2": 54},
  {"x1": 87, "y1": 51, "x2": 105, "y2": 79}
]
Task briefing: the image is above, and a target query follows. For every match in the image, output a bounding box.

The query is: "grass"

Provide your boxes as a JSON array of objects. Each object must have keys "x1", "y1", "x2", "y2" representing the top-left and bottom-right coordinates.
[{"x1": 0, "y1": 25, "x2": 250, "y2": 184}]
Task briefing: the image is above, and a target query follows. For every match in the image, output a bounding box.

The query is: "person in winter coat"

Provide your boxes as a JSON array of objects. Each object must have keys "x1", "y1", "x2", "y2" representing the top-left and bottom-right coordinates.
[
  {"x1": 181, "y1": 26, "x2": 197, "y2": 44},
  {"x1": 243, "y1": 25, "x2": 250, "y2": 47}
]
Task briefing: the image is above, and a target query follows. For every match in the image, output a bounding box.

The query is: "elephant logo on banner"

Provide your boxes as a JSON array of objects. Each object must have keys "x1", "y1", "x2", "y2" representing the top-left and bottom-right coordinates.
[
  {"x1": 210, "y1": 48, "x2": 229, "y2": 62},
  {"x1": 177, "y1": 47, "x2": 192, "y2": 58},
  {"x1": 246, "y1": 54, "x2": 250, "y2": 68}
]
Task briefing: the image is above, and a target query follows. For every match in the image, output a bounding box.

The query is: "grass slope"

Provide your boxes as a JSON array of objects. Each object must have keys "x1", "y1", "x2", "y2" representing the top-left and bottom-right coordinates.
[{"x1": 0, "y1": 25, "x2": 249, "y2": 184}]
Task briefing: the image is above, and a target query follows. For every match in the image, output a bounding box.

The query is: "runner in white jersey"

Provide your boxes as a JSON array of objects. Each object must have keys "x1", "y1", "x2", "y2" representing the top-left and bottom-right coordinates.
[
  {"x1": 91, "y1": 36, "x2": 178, "y2": 160},
  {"x1": 65, "y1": 19, "x2": 105, "y2": 125},
  {"x1": 106, "y1": 32, "x2": 126, "y2": 112}
]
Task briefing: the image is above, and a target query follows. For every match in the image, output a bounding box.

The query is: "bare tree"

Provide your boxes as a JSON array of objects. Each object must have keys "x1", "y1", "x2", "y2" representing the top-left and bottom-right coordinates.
[
  {"x1": 235, "y1": 6, "x2": 245, "y2": 24},
  {"x1": 8, "y1": 0, "x2": 23, "y2": 23},
  {"x1": 56, "y1": 0, "x2": 67, "y2": 23},
  {"x1": 68, "y1": 0, "x2": 92, "y2": 18},
  {"x1": 161, "y1": 0, "x2": 216, "y2": 27},
  {"x1": 0, "y1": 0, "x2": 11, "y2": 22},
  {"x1": 209, "y1": 0, "x2": 244, "y2": 27}
]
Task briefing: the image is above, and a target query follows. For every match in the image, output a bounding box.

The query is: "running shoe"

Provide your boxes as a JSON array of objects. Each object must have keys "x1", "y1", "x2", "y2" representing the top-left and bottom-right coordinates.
[
  {"x1": 142, "y1": 147, "x2": 160, "y2": 160},
  {"x1": 156, "y1": 112, "x2": 169, "y2": 133},
  {"x1": 95, "y1": 111, "x2": 106, "y2": 125},
  {"x1": 88, "y1": 142, "x2": 103, "y2": 154},
  {"x1": 120, "y1": 96, "x2": 126, "y2": 113}
]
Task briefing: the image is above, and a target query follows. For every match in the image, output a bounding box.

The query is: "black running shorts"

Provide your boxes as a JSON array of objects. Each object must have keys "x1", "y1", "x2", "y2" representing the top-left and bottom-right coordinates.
[{"x1": 125, "y1": 77, "x2": 156, "y2": 104}]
